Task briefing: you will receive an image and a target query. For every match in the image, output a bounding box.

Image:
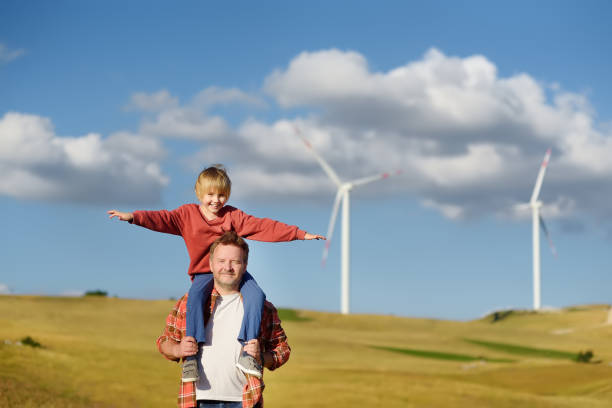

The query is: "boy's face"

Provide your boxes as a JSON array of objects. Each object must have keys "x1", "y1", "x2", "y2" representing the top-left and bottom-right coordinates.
[{"x1": 199, "y1": 189, "x2": 228, "y2": 216}]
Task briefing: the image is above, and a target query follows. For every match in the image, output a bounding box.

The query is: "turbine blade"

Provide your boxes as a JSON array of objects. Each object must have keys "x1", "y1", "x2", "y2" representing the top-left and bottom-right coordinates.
[
  {"x1": 539, "y1": 215, "x2": 557, "y2": 257},
  {"x1": 350, "y1": 169, "x2": 402, "y2": 188},
  {"x1": 322, "y1": 188, "x2": 344, "y2": 266},
  {"x1": 530, "y1": 148, "x2": 552, "y2": 204},
  {"x1": 294, "y1": 125, "x2": 343, "y2": 187}
]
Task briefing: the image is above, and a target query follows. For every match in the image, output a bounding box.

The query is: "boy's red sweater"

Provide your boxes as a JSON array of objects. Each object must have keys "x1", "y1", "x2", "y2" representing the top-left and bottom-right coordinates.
[{"x1": 132, "y1": 204, "x2": 306, "y2": 279}]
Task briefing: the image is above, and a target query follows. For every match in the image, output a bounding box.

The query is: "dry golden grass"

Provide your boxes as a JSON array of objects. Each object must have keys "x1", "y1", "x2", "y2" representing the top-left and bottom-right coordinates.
[{"x1": 1, "y1": 295, "x2": 612, "y2": 407}]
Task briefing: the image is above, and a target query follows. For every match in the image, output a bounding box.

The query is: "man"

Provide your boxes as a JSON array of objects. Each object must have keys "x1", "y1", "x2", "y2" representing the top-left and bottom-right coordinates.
[{"x1": 157, "y1": 231, "x2": 291, "y2": 408}]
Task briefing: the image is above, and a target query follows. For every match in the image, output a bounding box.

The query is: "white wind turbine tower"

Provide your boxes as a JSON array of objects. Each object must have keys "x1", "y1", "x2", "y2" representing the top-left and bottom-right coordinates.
[
  {"x1": 295, "y1": 126, "x2": 399, "y2": 314},
  {"x1": 529, "y1": 148, "x2": 557, "y2": 311}
]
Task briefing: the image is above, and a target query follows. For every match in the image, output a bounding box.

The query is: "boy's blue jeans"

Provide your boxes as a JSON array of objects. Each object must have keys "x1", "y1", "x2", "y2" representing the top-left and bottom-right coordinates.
[{"x1": 185, "y1": 271, "x2": 264, "y2": 361}]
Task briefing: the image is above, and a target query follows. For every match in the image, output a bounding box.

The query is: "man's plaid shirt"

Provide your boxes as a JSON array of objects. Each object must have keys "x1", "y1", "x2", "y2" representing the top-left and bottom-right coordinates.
[{"x1": 156, "y1": 290, "x2": 291, "y2": 408}]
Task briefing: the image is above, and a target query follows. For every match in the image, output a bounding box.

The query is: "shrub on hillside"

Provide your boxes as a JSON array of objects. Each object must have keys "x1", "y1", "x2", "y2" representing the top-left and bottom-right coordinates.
[
  {"x1": 576, "y1": 350, "x2": 594, "y2": 363},
  {"x1": 489, "y1": 310, "x2": 514, "y2": 323},
  {"x1": 21, "y1": 336, "x2": 42, "y2": 348},
  {"x1": 84, "y1": 289, "x2": 107, "y2": 297}
]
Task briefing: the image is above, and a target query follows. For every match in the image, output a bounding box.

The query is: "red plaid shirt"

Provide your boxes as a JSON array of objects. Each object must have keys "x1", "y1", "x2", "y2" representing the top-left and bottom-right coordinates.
[{"x1": 156, "y1": 290, "x2": 291, "y2": 408}]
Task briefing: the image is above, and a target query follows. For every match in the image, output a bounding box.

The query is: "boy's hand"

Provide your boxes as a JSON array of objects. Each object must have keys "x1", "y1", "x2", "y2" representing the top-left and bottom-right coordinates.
[
  {"x1": 304, "y1": 233, "x2": 326, "y2": 240},
  {"x1": 107, "y1": 210, "x2": 134, "y2": 222}
]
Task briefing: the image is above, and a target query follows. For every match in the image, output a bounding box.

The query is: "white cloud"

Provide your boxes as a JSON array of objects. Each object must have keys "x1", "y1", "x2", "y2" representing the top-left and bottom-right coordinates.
[
  {"x1": 140, "y1": 108, "x2": 231, "y2": 140},
  {"x1": 8, "y1": 49, "x2": 611, "y2": 225},
  {"x1": 129, "y1": 87, "x2": 265, "y2": 140},
  {"x1": 421, "y1": 199, "x2": 465, "y2": 220},
  {"x1": 125, "y1": 90, "x2": 178, "y2": 112},
  {"x1": 179, "y1": 48, "x2": 612, "y2": 225},
  {"x1": 265, "y1": 49, "x2": 373, "y2": 107},
  {"x1": 0, "y1": 112, "x2": 169, "y2": 205},
  {"x1": 0, "y1": 43, "x2": 25, "y2": 65},
  {"x1": 0, "y1": 283, "x2": 11, "y2": 295},
  {"x1": 192, "y1": 86, "x2": 266, "y2": 109}
]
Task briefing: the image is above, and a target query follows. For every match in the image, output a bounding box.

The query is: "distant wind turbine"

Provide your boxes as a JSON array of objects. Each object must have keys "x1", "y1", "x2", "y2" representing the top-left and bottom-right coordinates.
[
  {"x1": 295, "y1": 126, "x2": 400, "y2": 314},
  {"x1": 529, "y1": 148, "x2": 557, "y2": 311}
]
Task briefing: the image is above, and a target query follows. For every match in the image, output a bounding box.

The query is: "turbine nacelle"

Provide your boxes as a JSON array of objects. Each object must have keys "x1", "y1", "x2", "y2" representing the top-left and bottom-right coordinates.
[{"x1": 530, "y1": 200, "x2": 543, "y2": 209}]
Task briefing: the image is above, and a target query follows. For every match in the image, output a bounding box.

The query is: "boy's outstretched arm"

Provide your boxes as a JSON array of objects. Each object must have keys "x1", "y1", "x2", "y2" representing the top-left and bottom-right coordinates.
[
  {"x1": 304, "y1": 233, "x2": 326, "y2": 240},
  {"x1": 107, "y1": 210, "x2": 134, "y2": 222}
]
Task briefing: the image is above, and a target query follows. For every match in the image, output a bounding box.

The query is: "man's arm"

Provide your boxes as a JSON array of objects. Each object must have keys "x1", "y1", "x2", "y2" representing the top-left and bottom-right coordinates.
[
  {"x1": 159, "y1": 336, "x2": 198, "y2": 361},
  {"x1": 260, "y1": 301, "x2": 291, "y2": 371},
  {"x1": 262, "y1": 350, "x2": 278, "y2": 369},
  {"x1": 242, "y1": 340, "x2": 277, "y2": 370},
  {"x1": 156, "y1": 295, "x2": 191, "y2": 362}
]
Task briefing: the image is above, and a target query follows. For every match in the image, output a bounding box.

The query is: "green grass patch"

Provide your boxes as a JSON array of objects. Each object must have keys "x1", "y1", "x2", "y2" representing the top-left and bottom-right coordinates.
[
  {"x1": 370, "y1": 345, "x2": 514, "y2": 363},
  {"x1": 464, "y1": 338, "x2": 578, "y2": 360},
  {"x1": 277, "y1": 308, "x2": 311, "y2": 322}
]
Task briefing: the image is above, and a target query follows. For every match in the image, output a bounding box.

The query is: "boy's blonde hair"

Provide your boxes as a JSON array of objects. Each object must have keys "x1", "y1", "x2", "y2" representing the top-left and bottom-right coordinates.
[{"x1": 194, "y1": 164, "x2": 232, "y2": 200}]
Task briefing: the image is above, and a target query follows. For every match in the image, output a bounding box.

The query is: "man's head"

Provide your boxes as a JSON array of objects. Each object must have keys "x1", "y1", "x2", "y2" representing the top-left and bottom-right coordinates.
[{"x1": 209, "y1": 231, "x2": 249, "y2": 294}]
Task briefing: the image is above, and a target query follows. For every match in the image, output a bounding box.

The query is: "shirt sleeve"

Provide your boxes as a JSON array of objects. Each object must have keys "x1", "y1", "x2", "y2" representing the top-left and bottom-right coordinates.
[
  {"x1": 156, "y1": 295, "x2": 187, "y2": 362},
  {"x1": 231, "y1": 208, "x2": 306, "y2": 242},
  {"x1": 261, "y1": 302, "x2": 291, "y2": 370},
  {"x1": 132, "y1": 207, "x2": 184, "y2": 236}
]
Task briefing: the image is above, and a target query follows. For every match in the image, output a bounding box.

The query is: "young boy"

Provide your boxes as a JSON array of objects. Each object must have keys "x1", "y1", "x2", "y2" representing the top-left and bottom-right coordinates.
[{"x1": 108, "y1": 165, "x2": 323, "y2": 382}]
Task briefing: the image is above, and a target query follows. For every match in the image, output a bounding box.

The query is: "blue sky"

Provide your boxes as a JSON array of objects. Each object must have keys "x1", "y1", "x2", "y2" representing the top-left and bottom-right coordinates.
[{"x1": 1, "y1": 1, "x2": 612, "y2": 320}]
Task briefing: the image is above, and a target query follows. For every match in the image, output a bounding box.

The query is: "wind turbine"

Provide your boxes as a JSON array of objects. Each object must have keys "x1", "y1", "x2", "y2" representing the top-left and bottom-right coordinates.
[
  {"x1": 529, "y1": 148, "x2": 557, "y2": 311},
  {"x1": 295, "y1": 126, "x2": 399, "y2": 314}
]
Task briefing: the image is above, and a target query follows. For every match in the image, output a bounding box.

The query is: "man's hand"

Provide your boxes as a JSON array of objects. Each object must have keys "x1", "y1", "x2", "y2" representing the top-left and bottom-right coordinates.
[
  {"x1": 304, "y1": 232, "x2": 326, "y2": 240},
  {"x1": 243, "y1": 339, "x2": 262, "y2": 364},
  {"x1": 107, "y1": 210, "x2": 134, "y2": 222},
  {"x1": 159, "y1": 336, "x2": 198, "y2": 361},
  {"x1": 176, "y1": 336, "x2": 198, "y2": 358}
]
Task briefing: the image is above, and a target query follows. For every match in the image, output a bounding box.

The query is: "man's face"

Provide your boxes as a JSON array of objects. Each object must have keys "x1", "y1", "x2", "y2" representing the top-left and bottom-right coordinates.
[{"x1": 210, "y1": 244, "x2": 247, "y2": 293}]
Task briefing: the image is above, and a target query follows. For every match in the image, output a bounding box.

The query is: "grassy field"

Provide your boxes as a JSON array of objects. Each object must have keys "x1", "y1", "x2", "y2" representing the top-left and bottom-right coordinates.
[{"x1": 2, "y1": 296, "x2": 612, "y2": 407}]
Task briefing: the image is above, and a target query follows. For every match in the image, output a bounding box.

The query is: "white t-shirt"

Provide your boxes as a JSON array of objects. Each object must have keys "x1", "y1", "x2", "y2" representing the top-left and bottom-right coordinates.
[{"x1": 195, "y1": 292, "x2": 247, "y2": 402}]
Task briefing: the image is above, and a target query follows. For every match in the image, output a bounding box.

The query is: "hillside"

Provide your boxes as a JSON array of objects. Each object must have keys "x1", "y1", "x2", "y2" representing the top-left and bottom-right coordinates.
[{"x1": 1, "y1": 296, "x2": 612, "y2": 407}]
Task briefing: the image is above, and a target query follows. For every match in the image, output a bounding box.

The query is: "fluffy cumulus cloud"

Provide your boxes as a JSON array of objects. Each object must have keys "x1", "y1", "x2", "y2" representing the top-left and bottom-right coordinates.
[
  {"x1": 0, "y1": 112, "x2": 168, "y2": 205},
  {"x1": 0, "y1": 43, "x2": 25, "y2": 65},
  {"x1": 132, "y1": 87, "x2": 265, "y2": 140},
  {"x1": 188, "y1": 48, "x2": 612, "y2": 225},
  {"x1": 5, "y1": 48, "x2": 612, "y2": 225}
]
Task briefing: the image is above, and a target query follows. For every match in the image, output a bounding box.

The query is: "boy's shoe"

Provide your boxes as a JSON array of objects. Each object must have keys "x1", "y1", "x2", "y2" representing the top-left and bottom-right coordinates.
[
  {"x1": 236, "y1": 352, "x2": 263, "y2": 379},
  {"x1": 182, "y1": 359, "x2": 199, "y2": 382}
]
